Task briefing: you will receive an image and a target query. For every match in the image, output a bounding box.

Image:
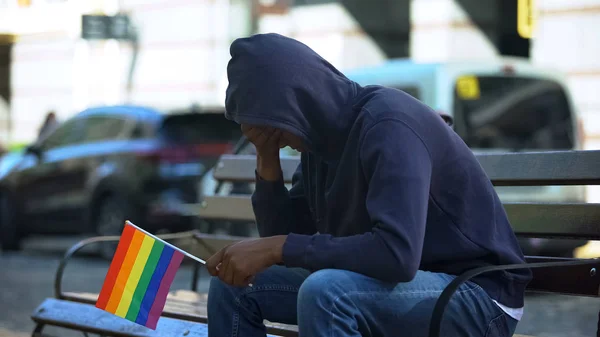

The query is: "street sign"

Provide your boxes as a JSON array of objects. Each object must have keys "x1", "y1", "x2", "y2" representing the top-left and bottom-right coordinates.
[
  {"x1": 81, "y1": 14, "x2": 132, "y2": 40},
  {"x1": 108, "y1": 15, "x2": 131, "y2": 40}
]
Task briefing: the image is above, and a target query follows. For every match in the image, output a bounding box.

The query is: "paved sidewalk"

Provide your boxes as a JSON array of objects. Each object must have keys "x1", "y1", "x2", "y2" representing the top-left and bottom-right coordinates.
[{"x1": 0, "y1": 328, "x2": 29, "y2": 337}]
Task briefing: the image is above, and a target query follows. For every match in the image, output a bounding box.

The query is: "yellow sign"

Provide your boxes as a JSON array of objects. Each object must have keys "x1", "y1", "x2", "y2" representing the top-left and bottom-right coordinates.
[
  {"x1": 517, "y1": 0, "x2": 536, "y2": 39},
  {"x1": 456, "y1": 75, "x2": 480, "y2": 100},
  {"x1": 0, "y1": 34, "x2": 17, "y2": 45}
]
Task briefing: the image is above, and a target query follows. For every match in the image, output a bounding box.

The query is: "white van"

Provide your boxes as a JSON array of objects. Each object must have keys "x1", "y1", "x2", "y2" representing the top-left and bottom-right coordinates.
[
  {"x1": 345, "y1": 57, "x2": 587, "y2": 257},
  {"x1": 345, "y1": 57, "x2": 586, "y2": 204}
]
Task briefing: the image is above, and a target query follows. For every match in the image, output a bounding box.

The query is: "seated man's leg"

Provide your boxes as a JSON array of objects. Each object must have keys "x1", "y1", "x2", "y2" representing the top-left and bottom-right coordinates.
[
  {"x1": 297, "y1": 269, "x2": 519, "y2": 337},
  {"x1": 208, "y1": 265, "x2": 310, "y2": 337}
]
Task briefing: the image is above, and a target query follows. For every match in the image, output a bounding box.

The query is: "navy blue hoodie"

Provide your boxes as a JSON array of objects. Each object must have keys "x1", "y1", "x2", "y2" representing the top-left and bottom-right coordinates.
[{"x1": 224, "y1": 33, "x2": 532, "y2": 308}]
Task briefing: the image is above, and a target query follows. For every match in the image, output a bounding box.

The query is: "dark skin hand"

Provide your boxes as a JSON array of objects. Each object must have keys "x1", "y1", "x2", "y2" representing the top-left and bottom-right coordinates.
[
  {"x1": 206, "y1": 124, "x2": 293, "y2": 287},
  {"x1": 206, "y1": 235, "x2": 287, "y2": 287},
  {"x1": 240, "y1": 124, "x2": 286, "y2": 156},
  {"x1": 241, "y1": 125, "x2": 284, "y2": 181}
]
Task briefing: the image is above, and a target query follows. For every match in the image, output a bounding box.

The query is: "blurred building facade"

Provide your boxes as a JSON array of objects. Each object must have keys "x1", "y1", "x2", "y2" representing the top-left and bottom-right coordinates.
[
  {"x1": 0, "y1": 0, "x2": 250, "y2": 143},
  {"x1": 0, "y1": 0, "x2": 598, "y2": 154}
]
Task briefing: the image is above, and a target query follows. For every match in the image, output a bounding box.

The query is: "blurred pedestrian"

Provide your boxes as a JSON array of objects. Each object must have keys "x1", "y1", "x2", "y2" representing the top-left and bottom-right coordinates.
[
  {"x1": 206, "y1": 33, "x2": 531, "y2": 337},
  {"x1": 37, "y1": 111, "x2": 59, "y2": 141}
]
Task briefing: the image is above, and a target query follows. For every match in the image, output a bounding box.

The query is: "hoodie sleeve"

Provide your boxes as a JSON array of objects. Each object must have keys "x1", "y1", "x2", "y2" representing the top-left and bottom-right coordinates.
[
  {"x1": 282, "y1": 119, "x2": 432, "y2": 283},
  {"x1": 251, "y1": 162, "x2": 318, "y2": 237}
]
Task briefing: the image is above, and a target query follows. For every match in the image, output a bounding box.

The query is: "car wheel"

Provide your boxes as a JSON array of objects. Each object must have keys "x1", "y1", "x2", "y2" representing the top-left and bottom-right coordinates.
[
  {"x1": 95, "y1": 195, "x2": 130, "y2": 260},
  {"x1": 0, "y1": 194, "x2": 22, "y2": 252}
]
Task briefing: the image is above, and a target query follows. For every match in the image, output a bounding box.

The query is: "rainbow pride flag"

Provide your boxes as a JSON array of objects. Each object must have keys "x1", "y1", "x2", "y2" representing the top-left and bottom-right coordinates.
[{"x1": 95, "y1": 221, "x2": 196, "y2": 329}]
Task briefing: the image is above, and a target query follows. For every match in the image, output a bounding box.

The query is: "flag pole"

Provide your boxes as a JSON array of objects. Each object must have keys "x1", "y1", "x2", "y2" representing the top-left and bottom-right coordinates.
[{"x1": 125, "y1": 220, "x2": 206, "y2": 265}]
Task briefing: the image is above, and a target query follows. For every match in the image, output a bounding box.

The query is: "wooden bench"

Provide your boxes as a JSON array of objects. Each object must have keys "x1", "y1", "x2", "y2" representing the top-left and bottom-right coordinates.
[
  {"x1": 30, "y1": 231, "x2": 298, "y2": 337},
  {"x1": 31, "y1": 150, "x2": 600, "y2": 337}
]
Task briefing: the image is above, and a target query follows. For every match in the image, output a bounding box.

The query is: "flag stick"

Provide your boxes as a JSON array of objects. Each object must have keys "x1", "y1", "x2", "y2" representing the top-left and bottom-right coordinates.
[{"x1": 125, "y1": 220, "x2": 206, "y2": 265}]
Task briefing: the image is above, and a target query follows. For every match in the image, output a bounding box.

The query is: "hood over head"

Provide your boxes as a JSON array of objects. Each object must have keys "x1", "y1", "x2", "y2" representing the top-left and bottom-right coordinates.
[{"x1": 224, "y1": 33, "x2": 359, "y2": 156}]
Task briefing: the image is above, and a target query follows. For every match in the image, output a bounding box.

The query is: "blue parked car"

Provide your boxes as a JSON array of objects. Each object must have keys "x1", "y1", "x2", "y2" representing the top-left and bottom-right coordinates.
[{"x1": 0, "y1": 105, "x2": 241, "y2": 257}]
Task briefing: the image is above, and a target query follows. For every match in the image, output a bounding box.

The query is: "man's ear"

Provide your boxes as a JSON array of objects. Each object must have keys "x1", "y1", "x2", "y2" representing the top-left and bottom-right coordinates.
[{"x1": 439, "y1": 113, "x2": 454, "y2": 127}]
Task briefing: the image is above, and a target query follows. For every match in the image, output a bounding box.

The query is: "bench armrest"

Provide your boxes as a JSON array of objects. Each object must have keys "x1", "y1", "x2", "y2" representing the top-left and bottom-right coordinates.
[
  {"x1": 428, "y1": 258, "x2": 600, "y2": 337},
  {"x1": 54, "y1": 230, "x2": 201, "y2": 299}
]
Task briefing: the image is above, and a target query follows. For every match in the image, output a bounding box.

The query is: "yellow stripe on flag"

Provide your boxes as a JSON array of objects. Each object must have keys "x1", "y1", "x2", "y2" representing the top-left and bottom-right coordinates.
[{"x1": 115, "y1": 235, "x2": 155, "y2": 317}]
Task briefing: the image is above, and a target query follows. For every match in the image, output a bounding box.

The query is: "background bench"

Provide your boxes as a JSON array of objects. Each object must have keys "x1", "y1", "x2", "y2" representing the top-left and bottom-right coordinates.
[{"x1": 31, "y1": 150, "x2": 600, "y2": 337}]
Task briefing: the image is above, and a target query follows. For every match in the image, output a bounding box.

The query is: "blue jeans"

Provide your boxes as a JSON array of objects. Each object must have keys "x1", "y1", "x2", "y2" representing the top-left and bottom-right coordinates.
[{"x1": 207, "y1": 266, "x2": 519, "y2": 337}]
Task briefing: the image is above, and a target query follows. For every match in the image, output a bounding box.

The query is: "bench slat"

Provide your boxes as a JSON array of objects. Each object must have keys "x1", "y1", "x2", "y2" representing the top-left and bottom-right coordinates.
[
  {"x1": 189, "y1": 233, "x2": 246, "y2": 259},
  {"x1": 193, "y1": 196, "x2": 600, "y2": 239},
  {"x1": 214, "y1": 155, "x2": 298, "y2": 183},
  {"x1": 33, "y1": 298, "x2": 294, "y2": 337},
  {"x1": 213, "y1": 150, "x2": 600, "y2": 186},
  {"x1": 60, "y1": 291, "x2": 208, "y2": 320},
  {"x1": 525, "y1": 256, "x2": 600, "y2": 297},
  {"x1": 507, "y1": 203, "x2": 600, "y2": 239},
  {"x1": 59, "y1": 291, "x2": 299, "y2": 337},
  {"x1": 31, "y1": 298, "x2": 210, "y2": 337},
  {"x1": 475, "y1": 150, "x2": 600, "y2": 186},
  {"x1": 189, "y1": 195, "x2": 255, "y2": 222}
]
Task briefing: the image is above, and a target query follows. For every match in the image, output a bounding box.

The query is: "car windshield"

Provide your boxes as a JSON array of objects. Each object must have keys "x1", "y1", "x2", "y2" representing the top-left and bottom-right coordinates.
[
  {"x1": 452, "y1": 75, "x2": 576, "y2": 151},
  {"x1": 159, "y1": 112, "x2": 242, "y2": 145},
  {"x1": 394, "y1": 86, "x2": 421, "y2": 100}
]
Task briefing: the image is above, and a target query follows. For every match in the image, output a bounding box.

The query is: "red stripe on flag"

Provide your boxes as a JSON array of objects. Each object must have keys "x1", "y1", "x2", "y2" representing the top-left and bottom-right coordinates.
[
  {"x1": 96, "y1": 224, "x2": 135, "y2": 310},
  {"x1": 105, "y1": 229, "x2": 145, "y2": 313},
  {"x1": 145, "y1": 250, "x2": 184, "y2": 329}
]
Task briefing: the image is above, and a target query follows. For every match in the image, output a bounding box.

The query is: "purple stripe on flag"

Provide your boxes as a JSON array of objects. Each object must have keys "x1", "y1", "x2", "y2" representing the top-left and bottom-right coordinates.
[
  {"x1": 134, "y1": 245, "x2": 173, "y2": 327},
  {"x1": 145, "y1": 250, "x2": 184, "y2": 329}
]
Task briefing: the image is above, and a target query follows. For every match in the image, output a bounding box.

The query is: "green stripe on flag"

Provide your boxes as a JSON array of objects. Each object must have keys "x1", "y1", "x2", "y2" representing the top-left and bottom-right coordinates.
[{"x1": 125, "y1": 240, "x2": 165, "y2": 321}]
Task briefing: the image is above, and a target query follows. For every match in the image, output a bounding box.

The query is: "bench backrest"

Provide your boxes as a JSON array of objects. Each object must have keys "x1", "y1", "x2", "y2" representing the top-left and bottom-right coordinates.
[
  {"x1": 209, "y1": 151, "x2": 600, "y2": 238},
  {"x1": 193, "y1": 150, "x2": 600, "y2": 297},
  {"x1": 215, "y1": 151, "x2": 600, "y2": 186}
]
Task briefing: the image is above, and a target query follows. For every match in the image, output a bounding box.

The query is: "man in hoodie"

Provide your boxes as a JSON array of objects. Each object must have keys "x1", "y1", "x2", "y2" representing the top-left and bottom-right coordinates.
[{"x1": 206, "y1": 33, "x2": 531, "y2": 337}]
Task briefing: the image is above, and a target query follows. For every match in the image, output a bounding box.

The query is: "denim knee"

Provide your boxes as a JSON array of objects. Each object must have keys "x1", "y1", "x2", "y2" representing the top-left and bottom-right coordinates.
[
  {"x1": 297, "y1": 269, "x2": 349, "y2": 310},
  {"x1": 207, "y1": 276, "x2": 243, "y2": 312},
  {"x1": 207, "y1": 276, "x2": 263, "y2": 321},
  {"x1": 208, "y1": 277, "x2": 228, "y2": 311}
]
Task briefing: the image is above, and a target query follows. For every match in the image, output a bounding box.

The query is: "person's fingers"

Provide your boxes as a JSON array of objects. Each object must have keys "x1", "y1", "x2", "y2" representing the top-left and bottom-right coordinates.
[
  {"x1": 253, "y1": 128, "x2": 276, "y2": 147},
  {"x1": 229, "y1": 249, "x2": 255, "y2": 287},
  {"x1": 278, "y1": 137, "x2": 287, "y2": 148},
  {"x1": 259, "y1": 129, "x2": 282, "y2": 152},
  {"x1": 268, "y1": 129, "x2": 282, "y2": 145},
  {"x1": 218, "y1": 251, "x2": 234, "y2": 285},
  {"x1": 240, "y1": 124, "x2": 252, "y2": 134},
  {"x1": 206, "y1": 249, "x2": 224, "y2": 277},
  {"x1": 242, "y1": 126, "x2": 263, "y2": 141},
  {"x1": 276, "y1": 130, "x2": 290, "y2": 148},
  {"x1": 217, "y1": 257, "x2": 227, "y2": 281},
  {"x1": 232, "y1": 262, "x2": 249, "y2": 287},
  {"x1": 244, "y1": 275, "x2": 256, "y2": 287},
  {"x1": 242, "y1": 126, "x2": 283, "y2": 155},
  {"x1": 243, "y1": 126, "x2": 268, "y2": 146},
  {"x1": 223, "y1": 262, "x2": 236, "y2": 286}
]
